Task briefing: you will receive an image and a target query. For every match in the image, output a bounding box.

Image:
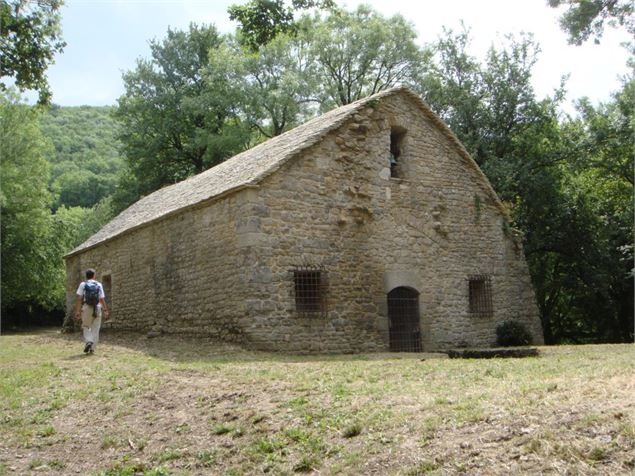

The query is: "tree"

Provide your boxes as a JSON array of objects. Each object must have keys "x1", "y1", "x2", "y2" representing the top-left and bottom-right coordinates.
[
  {"x1": 0, "y1": 91, "x2": 56, "y2": 310},
  {"x1": 309, "y1": 5, "x2": 427, "y2": 108},
  {"x1": 547, "y1": 0, "x2": 634, "y2": 45},
  {"x1": 544, "y1": 0, "x2": 633, "y2": 341},
  {"x1": 228, "y1": 0, "x2": 334, "y2": 51},
  {"x1": 0, "y1": 0, "x2": 66, "y2": 104},
  {"x1": 39, "y1": 105, "x2": 123, "y2": 209},
  {"x1": 217, "y1": 5, "x2": 427, "y2": 138},
  {"x1": 416, "y1": 26, "x2": 487, "y2": 161},
  {"x1": 217, "y1": 30, "x2": 319, "y2": 138},
  {"x1": 573, "y1": 78, "x2": 634, "y2": 186},
  {"x1": 417, "y1": 28, "x2": 562, "y2": 168},
  {"x1": 1, "y1": 92, "x2": 119, "y2": 327},
  {"x1": 114, "y1": 24, "x2": 251, "y2": 203},
  {"x1": 556, "y1": 77, "x2": 635, "y2": 342},
  {"x1": 416, "y1": 28, "x2": 632, "y2": 343}
]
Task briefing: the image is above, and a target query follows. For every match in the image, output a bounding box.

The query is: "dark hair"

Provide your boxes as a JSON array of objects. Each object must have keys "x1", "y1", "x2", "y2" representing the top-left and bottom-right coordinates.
[{"x1": 85, "y1": 269, "x2": 96, "y2": 280}]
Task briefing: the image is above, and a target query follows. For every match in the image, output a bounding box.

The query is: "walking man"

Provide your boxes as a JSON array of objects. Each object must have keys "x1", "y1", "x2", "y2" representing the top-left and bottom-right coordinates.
[{"x1": 74, "y1": 268, "x2": 110, "y2": 354}]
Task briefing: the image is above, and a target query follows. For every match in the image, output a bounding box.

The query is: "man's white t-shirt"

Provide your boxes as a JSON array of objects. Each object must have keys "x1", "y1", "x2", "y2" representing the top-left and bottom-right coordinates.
[{"x1": 76, "y1": 280, "x2": 106, "y2": 305}]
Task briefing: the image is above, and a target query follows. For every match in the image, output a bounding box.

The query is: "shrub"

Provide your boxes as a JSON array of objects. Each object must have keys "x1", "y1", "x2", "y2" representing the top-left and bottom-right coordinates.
[{"x1": 496, "y1": 320, "x2": 532, "y2": 347}]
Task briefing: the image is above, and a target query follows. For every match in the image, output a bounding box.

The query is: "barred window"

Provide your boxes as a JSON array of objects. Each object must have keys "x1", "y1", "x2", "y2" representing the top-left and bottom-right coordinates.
[
  {"x1": 468, "y1": 275, "x2": 493, "y2": 317},
  {"x1": 293, "y1": 267, "x2": 327, "y2": 315}
]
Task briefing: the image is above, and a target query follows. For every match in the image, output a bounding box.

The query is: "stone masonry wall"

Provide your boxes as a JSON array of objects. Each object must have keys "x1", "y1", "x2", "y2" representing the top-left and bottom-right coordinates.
[
  {"x1": 238, "y1": 94, "x2": 543, "y2": 352},
  {"x1": 65, "y1": 193, "x2": 256, "y2": 341}
]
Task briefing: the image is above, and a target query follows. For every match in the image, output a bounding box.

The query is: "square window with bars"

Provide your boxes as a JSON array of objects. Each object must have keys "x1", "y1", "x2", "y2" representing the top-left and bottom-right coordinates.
[
  {"x1": 468, "y1": 275, "x2": 493, "y2": 317},
  {"x1": 293, "y1": 267, "x2": 327, "y2": 316}
]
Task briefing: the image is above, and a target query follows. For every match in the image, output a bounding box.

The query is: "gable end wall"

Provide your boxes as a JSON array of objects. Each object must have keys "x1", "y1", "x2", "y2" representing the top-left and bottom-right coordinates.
[{"x1": 236, "y1": 93, "x2": 543, "y2": 351}]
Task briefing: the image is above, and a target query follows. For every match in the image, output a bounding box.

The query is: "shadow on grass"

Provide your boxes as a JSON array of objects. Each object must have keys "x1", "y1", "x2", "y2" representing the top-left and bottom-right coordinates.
[
  {"x1": 0, "y1": 326, "x2": 62, "y2": 336},
  {"x1": 62, "y1": 353, "x2": 94, "y2": 361},
  {"x1": 51, "y1": 327, "x2": 448, "y2": 365}
]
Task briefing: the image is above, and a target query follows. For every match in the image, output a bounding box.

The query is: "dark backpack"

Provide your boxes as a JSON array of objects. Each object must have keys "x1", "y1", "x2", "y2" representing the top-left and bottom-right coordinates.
[{"x1": 83, "y1": 281, "x2": 100, "y2": 306}]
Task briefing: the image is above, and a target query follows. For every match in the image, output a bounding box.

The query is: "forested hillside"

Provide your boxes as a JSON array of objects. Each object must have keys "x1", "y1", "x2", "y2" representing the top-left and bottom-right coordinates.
[
  {"x1": 40, "y1": 105, "x2": 123, "y2": 209},
  {"x1": 1, "y1": 101, "x2": 120, "y2": 327}
]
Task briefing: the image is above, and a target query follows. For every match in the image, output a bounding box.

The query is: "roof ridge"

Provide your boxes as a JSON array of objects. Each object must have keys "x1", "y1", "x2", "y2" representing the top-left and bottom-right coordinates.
[
  {"x1": 66, "y1": 87, "x2": 406, "y2": 258},
  {"x1": 65, "y1": 86, "x2": 507, "y2": 259}
]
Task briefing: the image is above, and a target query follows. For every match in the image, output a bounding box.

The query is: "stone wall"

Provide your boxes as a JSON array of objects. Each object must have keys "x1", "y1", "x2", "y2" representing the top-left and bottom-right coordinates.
[
  {"x1": 65, "y1": 92, "x2": 544, "y2": 352},
  {"x1": 65, "y1": 193, "x2": 256, "y2": 341},
  {"x1": 236, "y1": 93, "x2": 543, "y2": 351}
]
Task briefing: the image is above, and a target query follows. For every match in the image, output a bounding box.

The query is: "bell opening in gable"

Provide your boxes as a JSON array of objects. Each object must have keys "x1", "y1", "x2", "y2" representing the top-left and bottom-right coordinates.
[{"x1": 389, "y1": 126, "x2": 407, "y2": 178}]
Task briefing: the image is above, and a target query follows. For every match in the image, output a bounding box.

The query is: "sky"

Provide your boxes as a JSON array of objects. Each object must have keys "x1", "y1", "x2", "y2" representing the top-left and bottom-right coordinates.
[{"x1": 39, "y1": 0, "x2": 632, "y2": 113}]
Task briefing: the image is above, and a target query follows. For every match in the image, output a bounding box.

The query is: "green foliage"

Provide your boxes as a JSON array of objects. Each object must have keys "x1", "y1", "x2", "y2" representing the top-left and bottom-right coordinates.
[
  {"x1": 114, "y1": 23, "x2": 252, "y2": 207},
  {"x1": 0, "y1": 0, "x2": 66, "y2": 105},
  {"x1": 196, "y1": 449, "x2": 217, "y2": 466},
  {"x1": 2, "y1": 2, "x2": 629, "y2": 344},
  {"x1": 212, "y1": 423, "x2": 232, "y2": 435},
  {"x1": 496, "y1": 320, "x2": 532, "y2": 346},
  {"x1": 220, "y1": 5, "x2": 427, "y2": 139},
  {"x1": 95, "y1": 464, "x2": 170, "y2": 476},
  {"x1": 512, "y1": 77, "x2": 634, "y2": 343},
  {"x1": 417, "y1": 25, "x2": 485, "y2": 159},
  {"x1": 573, "y1": 79, "x2": 634, "y2": 186},
  {"x1": 156, "y1": 448, "x2": 182, "y2": 463},
  {"x1": 417, "y1": 28, "x2": 633, "y2": 343},
  {"x1": 53, "y1": 201, "x2": 114, "y2": 258},
  {"x1": 0, "y1": 91, "x2": 56, "y2": 309},
  {"x1": 216, "y1": 32, "x2": 318, "y2": 138},
  {"x1": 114, "y1": 4, "x2": 426, "y2": 195},
  {"x1": 293, "y1": 454, "x2": 320, "y2": 472},
  {"x1": 228, "y1": 0, "x2": 334, "y2": 51},
  {"x1": 2, "y1": 334, "x2": 634, "y2": 474},
  {"x1": 0, "y1": 92, "x2": 113, "y2": 319},
  {"x1": 418, "y1": 26, "x2": 557, "y2": 167},
  {"x1": 109, "y1": 166, "x2": 141, "y2": 216},
  {"x1": 309, "y1": 5, "x2": 428, "y2": 107},
  {"x1": 39, "y1": 105, "x2": 123, "y2": 209},
  {"x1": 553, "y1": 77, "x2": 634, "y2": 342},
  {"x1": 547, "y1": 0, "x2": 634, "y2": 45}
]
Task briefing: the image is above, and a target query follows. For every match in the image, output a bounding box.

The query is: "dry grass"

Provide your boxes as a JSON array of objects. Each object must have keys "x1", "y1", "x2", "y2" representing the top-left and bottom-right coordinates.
[{"x1": 0, "y1": 329, "x2": 633, "y2": 475}]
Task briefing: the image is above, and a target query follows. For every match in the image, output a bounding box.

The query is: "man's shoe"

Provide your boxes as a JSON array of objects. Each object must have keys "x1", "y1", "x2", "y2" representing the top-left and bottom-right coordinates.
[
  {"x1": 83, "y1": 342, "x2": 91, "y2": 353},
  {"x1": 89, "y1": 344, "x2": 94, "y2": 354}
]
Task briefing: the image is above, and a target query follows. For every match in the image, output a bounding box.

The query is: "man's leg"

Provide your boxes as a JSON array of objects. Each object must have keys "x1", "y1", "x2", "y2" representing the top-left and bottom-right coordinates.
[
  {"x1": 81, "y1": 305, "x2": 95, "y2": 351},
  {"x1": 91, "y1": 316, "x2": 102, "y2": 351}
]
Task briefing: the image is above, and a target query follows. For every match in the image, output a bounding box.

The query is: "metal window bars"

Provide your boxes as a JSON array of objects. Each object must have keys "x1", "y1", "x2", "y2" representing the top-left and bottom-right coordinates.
[
  {"x1": 468, "y1": 275, "x2": 493, "y2": 317},
  {"x1": 292, "y1": 266, "x2": 327, "y2": 316}
]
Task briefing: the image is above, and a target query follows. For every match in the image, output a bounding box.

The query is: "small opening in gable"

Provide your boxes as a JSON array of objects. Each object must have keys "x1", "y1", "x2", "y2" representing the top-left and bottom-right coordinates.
[{"x1": 390, "y1": 126, "x2": 407, "y2": 178}]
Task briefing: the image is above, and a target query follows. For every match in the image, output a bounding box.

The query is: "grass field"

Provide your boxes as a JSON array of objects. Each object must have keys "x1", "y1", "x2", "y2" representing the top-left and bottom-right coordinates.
[{"x1": 0, "y1": 330, "x2": 633, "y2": 475}]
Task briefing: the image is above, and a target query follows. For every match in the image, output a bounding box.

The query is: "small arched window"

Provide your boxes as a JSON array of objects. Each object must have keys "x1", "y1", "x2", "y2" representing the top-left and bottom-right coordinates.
[{"x1": 389, "y1": 126, "x2": 407, "y2": 178}]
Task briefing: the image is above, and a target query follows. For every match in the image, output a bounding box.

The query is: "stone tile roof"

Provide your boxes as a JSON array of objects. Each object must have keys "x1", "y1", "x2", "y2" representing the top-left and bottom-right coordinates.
[{"x1": 66, "y1": 86, "x2": 504, "y2": 258}]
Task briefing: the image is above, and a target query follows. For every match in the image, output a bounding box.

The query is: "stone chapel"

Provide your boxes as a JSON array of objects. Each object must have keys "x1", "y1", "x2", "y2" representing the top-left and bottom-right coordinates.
[{"x1": 65, "y1": 87, "x2": 544, "y2": 352}]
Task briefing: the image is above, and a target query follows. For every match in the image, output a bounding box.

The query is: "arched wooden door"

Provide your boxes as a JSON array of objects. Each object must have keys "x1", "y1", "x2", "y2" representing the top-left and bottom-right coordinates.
[{"x1": 387, "y1": 287, "x2": 422, "y2": 352}]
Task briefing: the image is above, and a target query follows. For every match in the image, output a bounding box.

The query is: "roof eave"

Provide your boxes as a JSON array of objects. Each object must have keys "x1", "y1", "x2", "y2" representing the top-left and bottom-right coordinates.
[{"x1": 64, "y1": 183, "x2": 260, "y2": 260}]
